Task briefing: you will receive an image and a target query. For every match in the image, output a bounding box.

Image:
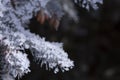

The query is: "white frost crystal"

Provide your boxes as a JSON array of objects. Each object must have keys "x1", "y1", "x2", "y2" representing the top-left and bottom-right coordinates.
[
  {"x1": 74, "y1": 0, "x2": 103, "y2": 10},
  {"x1": 0, "y1": 0, "x2": 5, "y2": 17},
  {"x1": 30, "y1": 40, "x2": 74, "y2": 73},
  {"x1": 7, "y1": 51, "x2": 30, "y2": 78}
]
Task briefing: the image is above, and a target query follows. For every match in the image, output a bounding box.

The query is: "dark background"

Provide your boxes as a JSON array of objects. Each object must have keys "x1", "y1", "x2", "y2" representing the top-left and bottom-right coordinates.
[{"x1": 21, "y1": 0, "x2": 120, "y2": 80}]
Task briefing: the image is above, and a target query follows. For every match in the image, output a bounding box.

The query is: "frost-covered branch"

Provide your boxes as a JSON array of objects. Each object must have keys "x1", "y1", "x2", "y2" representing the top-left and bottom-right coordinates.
[
  {"x1": 0, "y1": 0, "x2": 103, "y2": 80},
  {"x1": 74, "y1": 0, "x2": 103, "y2": 10},
  {"x1": 0, "y1": 0, "x2": 75, "y2": 79}
]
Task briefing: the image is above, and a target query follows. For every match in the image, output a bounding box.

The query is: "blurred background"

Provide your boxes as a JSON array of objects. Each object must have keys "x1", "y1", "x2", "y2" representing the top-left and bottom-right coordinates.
[{"x1": 21, "y1": 0, "x2": 120, "y2": 80}]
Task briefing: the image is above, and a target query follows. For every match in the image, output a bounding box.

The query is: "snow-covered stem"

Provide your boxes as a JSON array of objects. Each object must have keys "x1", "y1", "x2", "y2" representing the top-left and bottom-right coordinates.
[
  {"x1": 0, "y1": 0, "x2": 103, "y2": 79},
  {"x1": 0, "y1": 0, "x2": 76, "y2": 79}
]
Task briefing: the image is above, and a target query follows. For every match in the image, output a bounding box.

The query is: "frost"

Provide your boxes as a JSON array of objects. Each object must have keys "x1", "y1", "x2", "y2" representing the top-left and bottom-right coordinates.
[
  {"x1": 0, "y1": 38, "x2": 14, "y2": 80},
  {"x1": 0, "y1": 0, "x2": 75, "y2": 79},
  {"x1": 30, "y1": 40, "x2": 74, "y2": 73},
  {"x1": 7, "y1": 51, "x2": 30, "y2": 78},
  {"x1": 0, "y1": 0, "x2": 103, "y2": 79},
  {"x1": 74, "y1": 0, "x2": 103, "y2": 10},
  {"x1": 0, "y1": 0, "x2": 5, "y2": 17}
]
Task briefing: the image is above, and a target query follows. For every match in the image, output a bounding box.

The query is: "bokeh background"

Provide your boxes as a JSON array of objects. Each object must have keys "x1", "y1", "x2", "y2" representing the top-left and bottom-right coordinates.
[{"x1": 21, "y1": 0, "x2": 120, "y2": 80}]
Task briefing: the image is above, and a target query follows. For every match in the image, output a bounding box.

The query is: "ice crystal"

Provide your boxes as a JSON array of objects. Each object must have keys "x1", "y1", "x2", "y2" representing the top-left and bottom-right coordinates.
[
  {"x1": 0, "y1": 37, "x2": 14, "y2": 80},
  {"x1": 7, "y1": 51, "x2": 30, "y2": 78},
  {"x1": 30, "y1": 40, "x2": 74, "y2": 73},
  {"x1": 74, "y1": 0, "x2": 103, "y2": 10},
  {"x1": 0, "y1": 0, "x2": 5, "y2": 17}
]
